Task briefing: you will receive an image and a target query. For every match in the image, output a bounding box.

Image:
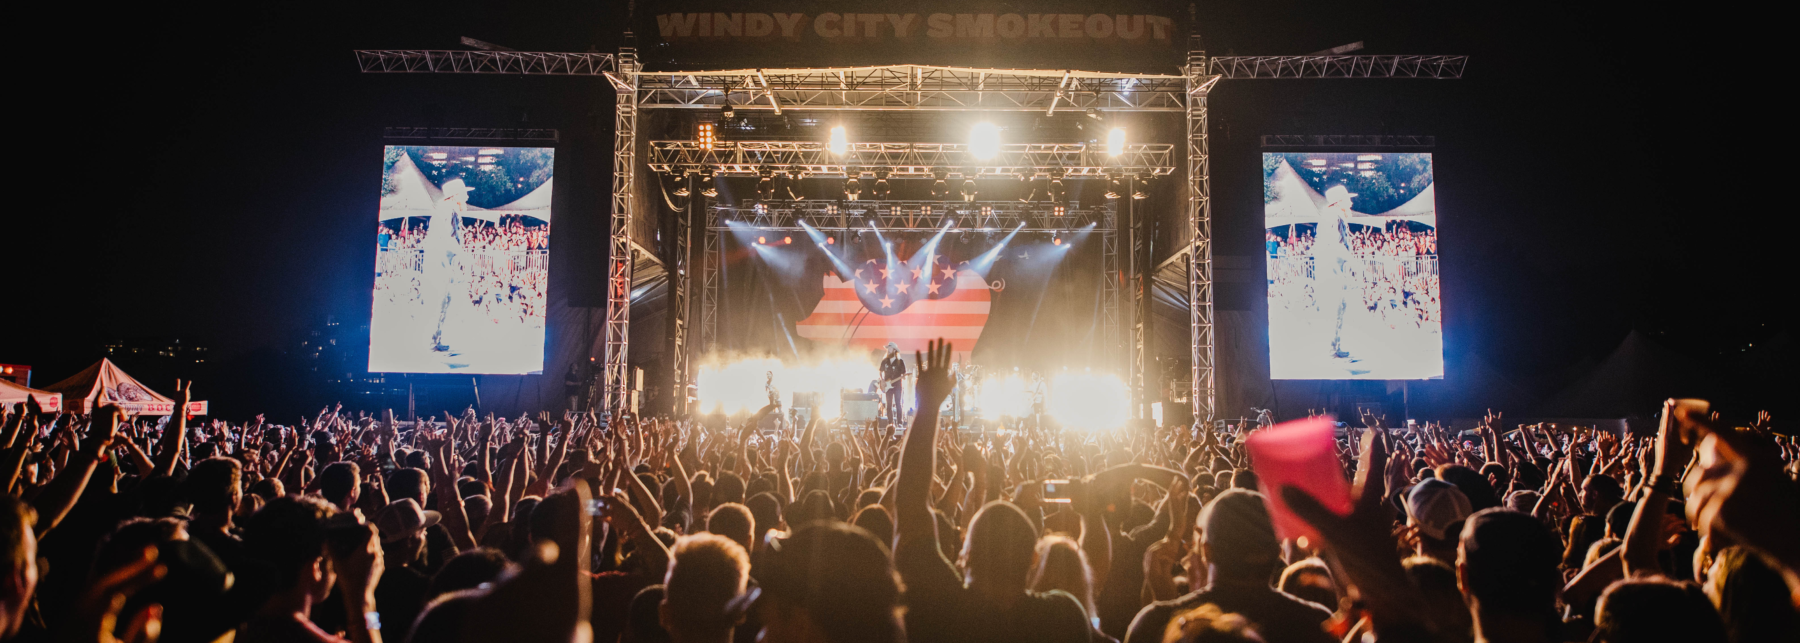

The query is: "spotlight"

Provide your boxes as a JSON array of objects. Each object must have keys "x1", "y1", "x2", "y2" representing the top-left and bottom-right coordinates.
[
  {"x1": 828, "y1": 125, "x2": 848, "y2": 156},
  {"x1": 1053, "y1": 235, "x2": 1063, "y2": 246},
  {"x1": 757, "y1": 236, "x2": 766, "y2": 244},
  {"x1": 784, "y1": 236, "x2": 792, "y2": 244},
  {"x1": 757, "y1": 169, "x2": 774, "y2": 202},
  {"x1": 827, "y1": 236, "x2": 835, "y2": 245},
  {"x1": 700, "y1": 169, "x2": 718, "y2": 198},
  {"x1": 844, "y1": 176, "x2": 862, "y2": 201},
  {"x1": 873, "y1": 169, "x2": 890, "y2": 200},
  {"x1": 931, "y1": 171, "x2": 949, "y2": 198},
  {"x1": 1104, "y1": 176, "x2": 1121, "y2": 200},
  {"x1": 1085, "y1": 107, "x2": 1101, "y2": 120},
  {"x1": 960, "y1": 178, "x2": 978, "y2": 202},
  {"x1": 1106, "y1": 127, "x2": 1126, "y2": 157},
  {"x1": 697, "y1": 122, "x2": 716, "y2": 151},
  {"x1": 722, "y1": 104, "x2": 735, "y2": 119},
  {"x1": 969, "y1": 122, "x2": 1001, "y2": 161}
]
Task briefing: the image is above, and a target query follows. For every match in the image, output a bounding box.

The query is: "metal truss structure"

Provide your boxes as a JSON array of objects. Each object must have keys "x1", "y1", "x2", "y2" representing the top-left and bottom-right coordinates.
[
  {"x1": 355, "y1": 50, "x2": 616, "y2": 75},
  {"x1": 707, "y1": 199, "x2": 1106, "y2": 233},
  {"x1": 637, "y1": 65, "x2": 1198, "y2": 113},
  {"x1": 1261, "y1": 134, "x2": 1436, "y2": 148},
  {"x1": 1209, "y1": 55, "x2": 1467, "y2": 79},
  {"x1": 666, "y1": 176, "x2": 694, "y2": 416},
  {"x1": 382, "y1": 127, "x2": 560, "y2": 141},
  {"x1": 357, "y1": 44, "x2": 1463, "y2": 420},
  {"x1": 647, "y1": 141, "x2": 1176, "y2": 178}
]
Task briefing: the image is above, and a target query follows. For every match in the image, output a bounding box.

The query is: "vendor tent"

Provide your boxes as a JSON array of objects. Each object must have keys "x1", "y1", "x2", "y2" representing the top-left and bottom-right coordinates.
[
  {"x1": 0, "y1": 378, "x2": 60, "y2": 413},
  {"x1": 41, "y1": 358, "x2": 205, "y2": 416}
]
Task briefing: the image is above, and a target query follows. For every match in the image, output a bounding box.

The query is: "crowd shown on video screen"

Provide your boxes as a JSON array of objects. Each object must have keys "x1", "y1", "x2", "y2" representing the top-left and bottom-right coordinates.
[
  {"x1": 4, "y1": 338, "x2": 1796, "y2": 643},
  {"x1": 1267, "y1": 225, "x2": 1442, "y2": 330},
  {"x1": 374, "y1": 215, "x2": 549, "y2": 326}
]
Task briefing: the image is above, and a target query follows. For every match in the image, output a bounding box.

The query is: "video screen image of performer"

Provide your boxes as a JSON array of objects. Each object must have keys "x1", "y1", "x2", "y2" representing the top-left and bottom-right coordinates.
[
  {"x1": 368, "y1": 145, "x2": 555, "y2": 374},
  {"x1": 1263, "y1": 152, "x2": 1443, "y2": 379}
]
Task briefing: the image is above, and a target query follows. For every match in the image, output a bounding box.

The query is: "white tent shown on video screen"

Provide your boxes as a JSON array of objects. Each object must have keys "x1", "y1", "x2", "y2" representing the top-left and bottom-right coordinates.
[
  {"x1": 380, "y1": 150, "x2": 552, "y2": 225},
  {"x1": 1263, "y1": 157, "x2": 1437, "y2": 230}
]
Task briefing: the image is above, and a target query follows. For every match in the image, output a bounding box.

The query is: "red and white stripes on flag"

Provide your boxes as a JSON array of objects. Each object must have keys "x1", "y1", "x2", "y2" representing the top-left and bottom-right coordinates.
[{"x1": 795, "y1": 268, "x2": 991, "y2": 362}]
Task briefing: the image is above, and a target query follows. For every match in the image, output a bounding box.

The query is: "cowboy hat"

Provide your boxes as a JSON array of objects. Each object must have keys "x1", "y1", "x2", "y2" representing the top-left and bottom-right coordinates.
[{"x1": 441, "y1": 178, "x2": 475, "y2": 202}]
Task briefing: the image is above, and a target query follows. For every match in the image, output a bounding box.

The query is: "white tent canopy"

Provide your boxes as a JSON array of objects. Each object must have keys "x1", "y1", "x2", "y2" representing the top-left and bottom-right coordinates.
[
  {"x1": 0, "y1": 379, "x2": 60, "y2": 413},
  {"x1": 380, "y1": 151, "x2": 552, "y2": 224},
  {"x1": 1263, "y1": 157, "x2": 1438, "y2": 230},
  {"x1": 41, "y1": 358, "x2": 205, "y2": 416}
]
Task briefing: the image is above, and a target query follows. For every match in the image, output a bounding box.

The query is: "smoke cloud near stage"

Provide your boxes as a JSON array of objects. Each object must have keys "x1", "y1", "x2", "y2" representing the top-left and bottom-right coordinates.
[
  {"x1": 368, "y1": 145, "x2": 555, "y2": 375},
  {"x1": 1263, "y1": 152, "x2": 1442, "y2": 380}
]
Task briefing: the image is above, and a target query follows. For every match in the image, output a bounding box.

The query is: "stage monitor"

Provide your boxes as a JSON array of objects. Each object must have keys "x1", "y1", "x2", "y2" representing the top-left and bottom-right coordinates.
[
  {"x1": 368, "y1": 145, "x2": 555, "y2": 374},
  {"x1": 1263, "y1": 152, "x2": 1442, "y2": 380}
]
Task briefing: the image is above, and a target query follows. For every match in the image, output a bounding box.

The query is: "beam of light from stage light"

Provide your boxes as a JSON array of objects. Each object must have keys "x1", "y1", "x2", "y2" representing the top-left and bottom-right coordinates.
[
  {"x1": 696, "y1": 354, "x2": 879, "y2": 420},
  {"x1": 971, "y1": 221, "x2": 1027, "y2": 272},
  {"x1": 969, "y1": 122, "x2": 1001, "y2": 161},
  {"x1": 1047, "y1": 370, "x2": 1131, "y2": 431},
  {"x1": 828, "y1": 125, "x2": 848, "y2": 156},
  {"x1": 799, "y1": 219, "x2": 856, "y2": 277},
  {"x1": 1106, "y1": 127, "x2": 1127, "y2": 157}
]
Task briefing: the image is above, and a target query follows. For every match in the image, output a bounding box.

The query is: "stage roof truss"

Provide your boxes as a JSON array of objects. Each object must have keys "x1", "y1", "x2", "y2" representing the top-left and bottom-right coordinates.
[
  {"x1": 355, "y1": 50, "x2": 617, "y2": 75},
  {"x1": 1209, "y1": 55, "x2": 1466, "y2": 79},
  {"x1": 636, "y1": 65, "x2": 1198, "y2": 112},
  {"x1": 712, "y1": 199, "x2": 1104, "y2": 233},
  {"x1": 647, "y1": 140, "x2": 1175, "y2": 177}
]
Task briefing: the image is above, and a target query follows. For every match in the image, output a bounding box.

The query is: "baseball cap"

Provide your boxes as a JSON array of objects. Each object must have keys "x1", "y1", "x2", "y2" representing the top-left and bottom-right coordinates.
[
  {"x1": 1406, "y1": 479, "x2": 1472, "y2": 541},
  {"x1": 374, "y1": 498, "x2": 443, "y2": 543}
]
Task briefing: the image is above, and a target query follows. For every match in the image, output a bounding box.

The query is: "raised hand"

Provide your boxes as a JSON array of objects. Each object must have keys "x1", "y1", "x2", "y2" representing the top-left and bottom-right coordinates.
[{"x1": 914, "y1": 338, "x2": 954, "y2": 411}]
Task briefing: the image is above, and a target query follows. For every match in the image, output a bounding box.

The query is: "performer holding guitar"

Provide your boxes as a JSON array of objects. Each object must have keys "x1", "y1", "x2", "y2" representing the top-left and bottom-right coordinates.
[{"x1": 879, "y1": 342, "x2": 907, "y2": 424}]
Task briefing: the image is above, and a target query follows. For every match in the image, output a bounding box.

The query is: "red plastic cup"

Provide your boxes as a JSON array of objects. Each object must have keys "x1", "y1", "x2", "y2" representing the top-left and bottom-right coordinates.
[{"x1": 1245, "y1": 417, "x2": 1352, "y2": 544}]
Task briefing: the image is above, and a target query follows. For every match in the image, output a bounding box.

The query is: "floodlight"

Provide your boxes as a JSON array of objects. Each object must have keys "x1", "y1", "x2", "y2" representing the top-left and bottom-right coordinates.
[
  {"x1": 828, "y1": 125, "x2": 848, "y2": 156},
  {"x1": 969, "y1": 122, "x2": 1001, "y2": 161},
  {"x1": 722, "y1": 104, "x2": 736, "y2": 119},
  {"x1": 1106, "y1": 127, "x2": 1126, "y2": 157}
]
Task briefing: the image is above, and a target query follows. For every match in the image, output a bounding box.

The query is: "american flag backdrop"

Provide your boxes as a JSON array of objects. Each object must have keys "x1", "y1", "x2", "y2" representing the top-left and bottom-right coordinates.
[{"x1": 794, "y1": 251, "x2": 994, "y2": 363}]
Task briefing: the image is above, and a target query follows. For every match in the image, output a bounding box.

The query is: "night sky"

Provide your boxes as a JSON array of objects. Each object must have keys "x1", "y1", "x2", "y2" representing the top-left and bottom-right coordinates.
[{"x1": 8, "y1": 1, "x2": 1781, "y2": 420}]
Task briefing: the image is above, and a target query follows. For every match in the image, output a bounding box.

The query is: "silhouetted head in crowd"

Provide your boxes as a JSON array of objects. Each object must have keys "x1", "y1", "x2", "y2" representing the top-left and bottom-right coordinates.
[
  {"x1": 628, "y1": 585, "x2": 673, "y2": 643},
  {"x1": 1030, "y1": 535, "x2": 1097, "y2": 618},
  {"x1": 961, "y1": 500, "x2": 1037, "y2": 596},
  {"x1": 850, "y1": 504, "x2": 894, "y2": 550},
  {"x1": 242, "y1": 495, "x2": 336, "y2": 604},
  {"x1": 1579, "y1": 474, "x2": 1623, "y2": 515},
  {"x1": 745, "y1": 492, "x2": 782, "y2": 551},
  {"x1": 1403, "y1": 556, "x2": 1472, "y2": 642},
  {"x1": 407, "y1": 589, "x2": 484, "y2": 643},
  {"x1": 1159, "y1": 603, "x2": 1263, "y2": 643},
  {"x1": 757, "y1": 522, "x2": 903, "y2": 643},
  {"x1": 1593, "y1": 577, "x2": 1726, "y2": 643},
  {"x1": 182, "y1": 456, "x2": 242, "y2": 518},
  {"x1": 1435, "y1": 464, "x2": 1498, "y2": 511},
  {"x1": 428, "y1": 547, "x2": 514, "y2": 599},
  {"x1": 661, "y1": 533, "x2": 751, "y2": 643},
  {"x1": 793, "y1": 490, "x2": 837, "y2": 525},
  {"x1": 1457, "y1": 509, "x2": 1562, "y2": 627},
  {"x1": 1200, "y1": 489, "x2": 1281, "y2": 583},
  {"x1": 318, "y1": 461, "x2": 361, "y2": 510},
  {"x1": 94, "y1": 517, "x2": 234, "y2": 643},
  {"x1": 707, "y1": 503, "x2": 755, "y2": 552},
  {"x1": 715, "y1": 472, "x2": 747, "y2": 506},
  {"x1": 387, "y1": 467, "x2": 430, "y2": 507},
  {"x1": 1705, "y1": 546, "x2": 1799, "y2": 643}
]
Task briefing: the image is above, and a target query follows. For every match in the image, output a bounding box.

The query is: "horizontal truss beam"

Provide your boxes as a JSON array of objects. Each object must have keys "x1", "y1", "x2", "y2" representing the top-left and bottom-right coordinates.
[
  {"x1": 637, "y1": 65, "x2": 1200, "y2": 112},
  {"x1": 648, "y1": 141, "x2": 1175, "y2": 177},
  {"x1": 355, "y1": 50, "x2": 616, "y2": 75},
  {"x1": 1261, "y1": 134, "x2": 1435, "y2": 147},
  {"x1": 712, "y1": 199, "x2": 1103, "y2": 232},
  {"x1": 1208, "y1": 55, "x2": 1466, "y2": 79},
  {"x1": 382, "y1": 127, "x2": 561, "y2": 141}
]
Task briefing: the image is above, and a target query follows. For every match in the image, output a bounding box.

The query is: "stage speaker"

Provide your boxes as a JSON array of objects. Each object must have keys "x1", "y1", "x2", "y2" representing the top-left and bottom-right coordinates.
[
  {"x1": 843, "y1": 400, "x2": 879, "y2": 423},
  {"x1": 632, "y1": 367, "x2": 645, "y2": 391}
]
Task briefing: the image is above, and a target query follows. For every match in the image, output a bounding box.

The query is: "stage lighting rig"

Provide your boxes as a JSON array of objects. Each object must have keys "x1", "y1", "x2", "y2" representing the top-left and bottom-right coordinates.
[
  {"x1": 931, "y1": 170, "x2": 949, "y2": 198},
  {"x1": 1085, "y1": 107, "x2": 1101, "y2": 120},
  {"x1": 721, "y1": 104, "x2": 736, "y2": 119},
  {"x1": 756, "y1": 169, "x2": 774, "y2": 202},
  {"x1": 969, "y1": 122, "x2": 1001, "y2": 161},
  {"x1": 1106, "y1": 127, "x2": 1127, "y2": 157},
  {"x1": 1104, "y1": 176, "x2": 1121, "y2": 199},
  {"x1": 828, "y1": 125, "x2": 848, "y2": 156},
  {"x1": 960, "y1": 178, "x2": 978, "y2": 202},
  {"x1": 697, "y1": 122, "x2": 716, "y2": 151},
  {"x1": 844, "y1": 175, "x2": 862, "y2": 201},
  {"x1": 873, "y1": 169, "x2": 891, "y2": 199},
  {"x1": 700, "y1": 169, "x2": 718, "y2": 198},
  {"x1": 1132, "y1": 176, "x2": 1148, "y2": 200}
]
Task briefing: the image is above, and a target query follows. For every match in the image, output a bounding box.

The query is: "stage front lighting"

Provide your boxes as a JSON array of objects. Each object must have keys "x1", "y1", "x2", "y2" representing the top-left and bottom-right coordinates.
[
  {"x1": 969, "y1": 122, "x2": 1001, "y2": 161},
  {"x1": 1106, "y1": 127, "x2": 1126, "y2": 157},
  {"x1": 827, "y1": 236, "x2": 835, "y2": 245},
  {"x1": 828, "y1": 125, "x2": 848, "y2": 156},
  {"x1": 697, "y1": 122, "x2": 716, "y2": 151},
  {"x1": 1085, "y1": 107, "x2": 1102, "y2": 120},
  {"x1": 784, "y1": 236, "x2": 792, "y2": 244},
  {"x1": 844, "y1": 177, "x2": 862, "y2": 201},
  {"x1": 757, "y1": 236, "x2": 766, "y2": 244}
]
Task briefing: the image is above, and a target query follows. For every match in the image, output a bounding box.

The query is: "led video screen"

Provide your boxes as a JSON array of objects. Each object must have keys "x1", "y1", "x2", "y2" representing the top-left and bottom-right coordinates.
[
  {"x1": 369, "y1": 145, "x2": 554, "y2": 374},
  {"x1": 1264, "y1": 152, "x2": 1441, "y2": 380}
]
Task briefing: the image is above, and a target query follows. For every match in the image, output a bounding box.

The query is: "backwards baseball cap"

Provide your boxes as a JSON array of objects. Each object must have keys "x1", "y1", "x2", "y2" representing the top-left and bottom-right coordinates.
[
  {"x1": 1406, "y1": 479, "x2": 1473, "y2": 541},
  {"x1": 1200, "y1": 489, "x2": 1279, "y2": 571},
  {"x1": 374, "y1": 498, "x2": 442, "y2": 543}
]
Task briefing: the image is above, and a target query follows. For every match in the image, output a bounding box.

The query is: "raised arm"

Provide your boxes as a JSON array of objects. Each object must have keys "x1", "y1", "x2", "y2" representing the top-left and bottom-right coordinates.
[
  {"x1": 1622, "y1": 400, "x2": 1691, "y2": 577},
  {"x1": 152, "y1": 380, "x2": 193, "y2": 478},
  {"x1": 894, "y1": 339, "x2": 953, "y2": 555},
  {"x1": 33, "y1": 404, "x2": 122, "y2": 536}
]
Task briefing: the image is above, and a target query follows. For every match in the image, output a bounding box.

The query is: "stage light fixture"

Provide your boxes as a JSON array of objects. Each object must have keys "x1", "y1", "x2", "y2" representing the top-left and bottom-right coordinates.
[
  {"x1": 757, "y1": 236, "x2": 766, "y2": 244},
  {"x1": 697, "y1": 122, "x2": 716, "y2": 151},
  {"x1": 1104, "y1": 176, "x2": 1121, "y2": 200},
  {"x1": 784, "y1": 236, "x2": 792, "y2": 244},
  {"x1": 1106, "y1": 127, "x2": 1126, "y2": 157},
  {"x1": 960, "y1": 178, "x2": 978, "y2": 202},
  {"x1": 931, "y1": 171, "x2": 949, "y2": 198},
  {"x1": 700, "y1": 169, "x2": 719, "y2": 198},
  {"x1": 827, "y1": 236, "x2": 835, "y2": 245},
  {"x1": 969, "y1": 122, "x2": 1001, "y2": 160},
  {"x1": 828, "y1": 125, "x2": 848, "y2": 155},
  {"x1": 844, "y1": 176, "x2": 862, "y2": 201},
  {"x1": 722, "y1": 104, "x2": 736, "y2": 119},
  {"x1": 1085, "y1": 107, "x2": 1101, "y2": 120}
]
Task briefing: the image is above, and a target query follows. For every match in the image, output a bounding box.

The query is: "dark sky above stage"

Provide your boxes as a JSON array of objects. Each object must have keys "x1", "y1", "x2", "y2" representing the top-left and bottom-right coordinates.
[{"x1": 10, "y1": 1, "x2": 1778, "y2": 414}]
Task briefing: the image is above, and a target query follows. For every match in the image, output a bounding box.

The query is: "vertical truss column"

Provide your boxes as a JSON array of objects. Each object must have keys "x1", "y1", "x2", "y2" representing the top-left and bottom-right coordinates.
[
  {"x1": 1128, "y1": 182, "x2": 1149, "y2": 420},
  {"x1": 1185, "y1": 50, "x2": 1217, "y2": 422},
  {"x1": 700, "y1": 198, "x2": 719, "y2": 360},
  {"x1": 667, "y1": 175, "x2": 693, "y2": 416},
  {"x1": 604, "y1": 46, "x2": 640, "y2": 413},
  {"x1": 1101, "y1": 201, "x2": 1121, "y2": 378}
]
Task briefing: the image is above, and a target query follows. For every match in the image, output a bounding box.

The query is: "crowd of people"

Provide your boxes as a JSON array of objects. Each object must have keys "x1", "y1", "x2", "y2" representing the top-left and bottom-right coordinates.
[
  {"x1": 1267, "y1": 226, "x2": 1442, "y2": 330},
  {"x1": 374, "y1": 215, "x2": 550, "y2": 327},
  {"x1": 3, "y1": 341, "x2": 1797, "y2": 643}
]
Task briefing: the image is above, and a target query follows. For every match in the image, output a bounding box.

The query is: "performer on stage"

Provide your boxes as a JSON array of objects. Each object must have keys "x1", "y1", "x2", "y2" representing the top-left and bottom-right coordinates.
[
  {"x1": 879, "y1": 343, "x2": 907, "y2": 423},
  {"x1": 424, "y1": 178, "x2": 473, "y2": 353},
  {"x1": 1316, "y1": 185, "x2": 1359, "y2": 360}
]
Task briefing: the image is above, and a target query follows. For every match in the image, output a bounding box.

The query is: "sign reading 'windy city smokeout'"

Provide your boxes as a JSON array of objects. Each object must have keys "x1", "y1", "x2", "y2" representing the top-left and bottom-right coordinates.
[{"x1": 635, "y1": 1, "x2": 1187, "y2": 73}]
